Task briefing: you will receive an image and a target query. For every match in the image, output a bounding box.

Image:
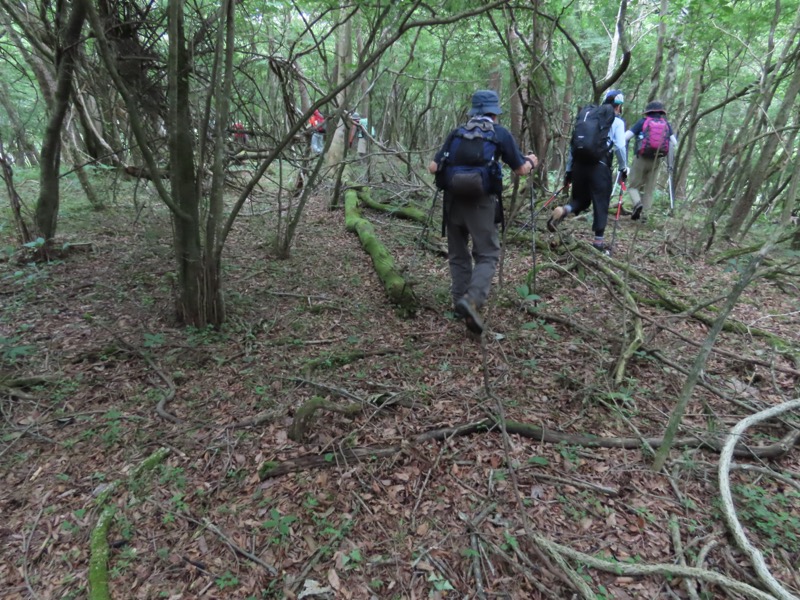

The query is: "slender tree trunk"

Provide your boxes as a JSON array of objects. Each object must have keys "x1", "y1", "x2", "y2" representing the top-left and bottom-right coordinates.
[
  {"x1": 0, "y1": 81, "x2": 40, "y2": 163},
  {"x1": 0, "y1": 138, "x2": 33, "y2": 243},
  {"x1": 646, "y1": 0, "x2": 668, "y2": 102},
  {"x1": 676, "y1": 53, "x2": 707, "y2": 204},
  {"x1": 725, "y1": 49, "x2": 800, "y2": 240},
  {"x1": 168, "y1": 0, "x2": 210, "y2": 326},
  {"x1": 326, "y1": 12, "x2": 352, "y2": 168},
  {"x1": 35, "y1": 0, "x2": 87, "y2": 242},
  {"x1": 653, "y1": 231, "x2": 783, "y2": 470}
]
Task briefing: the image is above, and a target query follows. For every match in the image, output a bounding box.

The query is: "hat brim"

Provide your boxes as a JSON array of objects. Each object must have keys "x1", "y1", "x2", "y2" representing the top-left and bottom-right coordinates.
[{"x1": 468, "y1": 105, "x2": 502, "y2": 116}]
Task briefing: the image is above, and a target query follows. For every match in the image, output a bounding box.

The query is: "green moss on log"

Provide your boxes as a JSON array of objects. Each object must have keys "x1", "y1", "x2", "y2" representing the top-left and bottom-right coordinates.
[
  {"x1": 88, "y1": 506, "x2": 115, "y2": 600},
  {"x1": 344, "y1": 189, "x2": 418, "y2": 316},
  {"x1": 356, "y1": 188, "x2": 430, "y2": 223},
  {"x1": 88, "y1": 448, "x2": 170, "y2": 600},
  {"x1": 258, "y1": 461, "x2": 281, "y2": 479}
]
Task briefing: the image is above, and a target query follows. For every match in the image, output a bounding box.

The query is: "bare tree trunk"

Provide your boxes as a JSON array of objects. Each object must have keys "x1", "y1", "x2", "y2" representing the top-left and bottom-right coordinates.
[
  {"x1": 326, "y1": 12, "x2": 352, "y2": 169},
  {"x1": 35, "y1": 0, "x2": 87, "y2": 242},
  {"x1": 725, "y1": 48, "x2": 800, "y2": 240},
  {"x1": 0, "y1": 138, "x2": 33, "y2": 243},
  {"x1": 0, "y1": 81, "x2": 40, "y2": 164},
  {"x1": 675, "y1": 52, "x2": 708, "y2": 204},
  {"x1": 646, "y1": 0, "x2": 668, "y2": 102}
]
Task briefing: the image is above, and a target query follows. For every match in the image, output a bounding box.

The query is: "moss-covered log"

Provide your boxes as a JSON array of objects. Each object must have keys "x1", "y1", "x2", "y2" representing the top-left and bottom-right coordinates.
[
  {"x1": 88, "y1": 448, "x2": 170, "y2": 600},
  {"x1": 533, "y1": 235, "x2": 797, "y2": 359},
  {"x1": 344, "y1": 189, "x2": 418, "y2": 316},
  {"x1": 356, "y1": 188, "x2": 431, "y2": 223},
  {"x1": 88, "y1": 506, "x2": 115, "y2": 600},
  {"x1": 708, "y1": 231, "x2": 794, "y2": 264}
]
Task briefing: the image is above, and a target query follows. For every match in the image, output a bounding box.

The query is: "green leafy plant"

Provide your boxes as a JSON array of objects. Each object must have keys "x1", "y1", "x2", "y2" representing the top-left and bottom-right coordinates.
[
  {"x1": 731, "y1": 484, "x2": 800, "y2": 552},
  {"x1": 101, "y1": 409, "x2": 124, "y2": 447},
  {"x1": 143, "y1": 332, "x2": 166, "y2": 348},
  {"x1": 427, "y1": 571, "x2": 455, "y2": 592},
  {"x1": 215, "y1": 570, "x2": 239, "y2": 589},
  {"x1": 261, "y1": 509, "x2": 297, "y2": 545},
  {"x1": 0, "y1": 335, "x2": 36, "y2": 363},
  {"x1": 342, "y1": 547, "x2": 363, "y2": 569}
]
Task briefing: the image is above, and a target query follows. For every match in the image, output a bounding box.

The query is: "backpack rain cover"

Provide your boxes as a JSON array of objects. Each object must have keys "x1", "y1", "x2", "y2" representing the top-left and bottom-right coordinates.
[{"x1": 636, "y1": 116, "x2": 670, "y2": 159}]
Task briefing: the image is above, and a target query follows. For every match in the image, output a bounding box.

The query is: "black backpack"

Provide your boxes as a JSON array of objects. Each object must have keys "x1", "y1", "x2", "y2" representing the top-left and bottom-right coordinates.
[
  {"x1": 571, "y1": 104, "x2": 615, "y2": 164},
  {"x1": 438, "y1": 119, "x2": 502, "y2": 196}
]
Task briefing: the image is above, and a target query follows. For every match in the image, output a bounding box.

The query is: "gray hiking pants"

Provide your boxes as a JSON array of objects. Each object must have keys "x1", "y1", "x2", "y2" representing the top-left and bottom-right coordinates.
[{"x1": 446, "y1": 193, "x2": 500, "y2": 308}]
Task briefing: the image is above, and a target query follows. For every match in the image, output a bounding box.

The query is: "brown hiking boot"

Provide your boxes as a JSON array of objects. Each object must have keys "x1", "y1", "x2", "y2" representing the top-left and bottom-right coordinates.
[
  {"x1": 547, "y1": 206, "x2": 567, "y2": 232},
  {"x1": 455, "y1": 296, "x2": 484, "y2": 335}
]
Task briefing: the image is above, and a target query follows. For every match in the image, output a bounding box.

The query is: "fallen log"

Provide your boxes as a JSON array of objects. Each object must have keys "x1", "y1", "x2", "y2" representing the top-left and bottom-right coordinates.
[
  {"x1": 259, "y1": 416, "x2": 800, "y2": 479},
  {"x1": 344, "y1": 188, "x2": 418, "y2": 316}
]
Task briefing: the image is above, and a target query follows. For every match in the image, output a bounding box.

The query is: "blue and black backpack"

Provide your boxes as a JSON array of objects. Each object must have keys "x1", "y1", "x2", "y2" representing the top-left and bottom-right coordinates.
[{"x1": 438, "y1": 119, "x2": 502, "y2": 197}]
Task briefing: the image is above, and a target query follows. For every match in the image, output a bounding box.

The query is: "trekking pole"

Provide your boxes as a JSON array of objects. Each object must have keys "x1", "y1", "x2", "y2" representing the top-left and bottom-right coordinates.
[
  {"x1": 529, "y1": 178, "x2": 538, "y2": 303},
  {"x1": 535, "y1": 185, "x2": 566, "y2": 219},
  {"x1": 667, "y1": 167, "x2": 675, "y2": 216},
  {"x1": 609, "y1": 178, "x2": 627, "y2": 256},
  {"x1": 522, "y1": 184, "x2": 566, "y2": 229}
]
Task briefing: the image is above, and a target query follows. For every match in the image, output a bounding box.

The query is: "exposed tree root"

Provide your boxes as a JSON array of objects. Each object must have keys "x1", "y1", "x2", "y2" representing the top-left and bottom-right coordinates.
[
  {"x1": 344, "y1": 189, "x2": 418, "y2": 316},
  {"x1": 289, "y1": 397, "x2": 363, "y2": 442},
  {"x1": 529, "y1": 532, "x2": 779, "y2": 600},
  {"x1": 262, "y1": 416, "x2": 800, "y2": 479},
  {"x1": 719, "y1": 398, "x2": 800, "y2": 600}
]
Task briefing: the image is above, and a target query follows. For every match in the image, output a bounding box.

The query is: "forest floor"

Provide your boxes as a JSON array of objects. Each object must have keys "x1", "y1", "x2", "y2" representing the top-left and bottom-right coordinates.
[{"x1": 1, "y1": 172, "x2": 800, "y2": 600}]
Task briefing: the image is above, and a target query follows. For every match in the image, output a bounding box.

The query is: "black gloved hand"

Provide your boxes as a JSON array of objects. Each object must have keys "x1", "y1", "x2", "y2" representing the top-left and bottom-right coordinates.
[
  {"x1": 618, "y1": 168, "x2": 628, "y2": 182},
  {"x1": 564, "y1": 172, "x2": 572, "y2": 186}
]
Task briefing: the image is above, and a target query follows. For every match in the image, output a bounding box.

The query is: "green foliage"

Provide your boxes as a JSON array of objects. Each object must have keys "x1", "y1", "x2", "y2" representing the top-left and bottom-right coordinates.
[
  {"x1": 261, "y1": 508, "x2": 298, "y2": 545},
  {"x1": 215, "y1": 571, "x2": 240, "y2": 590},
  {"x1": 0, "y1": 335, "x2": 37, "y2": 364},
  {"x1": 731, "y1": 483, "x2": 800, "y2": 552}
]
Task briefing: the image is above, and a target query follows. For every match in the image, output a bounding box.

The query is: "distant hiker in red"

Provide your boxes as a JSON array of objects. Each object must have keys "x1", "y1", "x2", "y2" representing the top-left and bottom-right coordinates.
[
  {"x1": 232, "y1": 122, "x2": 248, "y2": 145},
  {"x1": 624, "y1": 101, "x2": 678, "y2": 222},
  {"x1": 348, "y1": 112, "x2": 365, "y2": 150},
  {"x1": 309, "y1": 109, "x2": 325, "y2": 133},
  {"x1": 309, "y1": 110, "x2": 326, "y2": 154}
]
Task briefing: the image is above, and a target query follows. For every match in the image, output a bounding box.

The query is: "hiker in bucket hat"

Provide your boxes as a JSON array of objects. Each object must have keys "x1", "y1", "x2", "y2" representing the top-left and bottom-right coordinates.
[
  {"x1": 624, "y1": 101, "x2": 678, "y2": 222},
  {"x1": 428, "y1": 90, "x2": 538, "y2": 335}
]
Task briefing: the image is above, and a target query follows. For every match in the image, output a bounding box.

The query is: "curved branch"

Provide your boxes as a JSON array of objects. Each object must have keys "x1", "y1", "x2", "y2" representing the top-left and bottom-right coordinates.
[
  {"x1": 530, "y1": 533, "x2": 779, "y2": 600},
  {"x1": 718, "y1": 398, "x2": 800, "y2": 600}
]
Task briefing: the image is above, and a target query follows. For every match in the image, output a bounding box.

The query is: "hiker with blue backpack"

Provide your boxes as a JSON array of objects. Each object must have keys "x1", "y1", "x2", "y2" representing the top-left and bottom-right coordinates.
[
  {"x1": 547, "y1": 90, "x2": 629, "y2": 254},
  {"x1": 624, "y1": 101, "x2": 678, "y2": 222},
  {"x1": 428, "y1": 90, "x2": 538, "y2": 335}
]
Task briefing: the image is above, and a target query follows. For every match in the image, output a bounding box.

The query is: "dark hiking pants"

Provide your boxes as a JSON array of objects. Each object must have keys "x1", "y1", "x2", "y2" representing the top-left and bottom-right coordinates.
[
  {"x1": 570, "y1": 161, "x2": 613, "y2": 237},
  {"x1": 446, "y1": 193, "x2": 500, "y2": 308}
]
